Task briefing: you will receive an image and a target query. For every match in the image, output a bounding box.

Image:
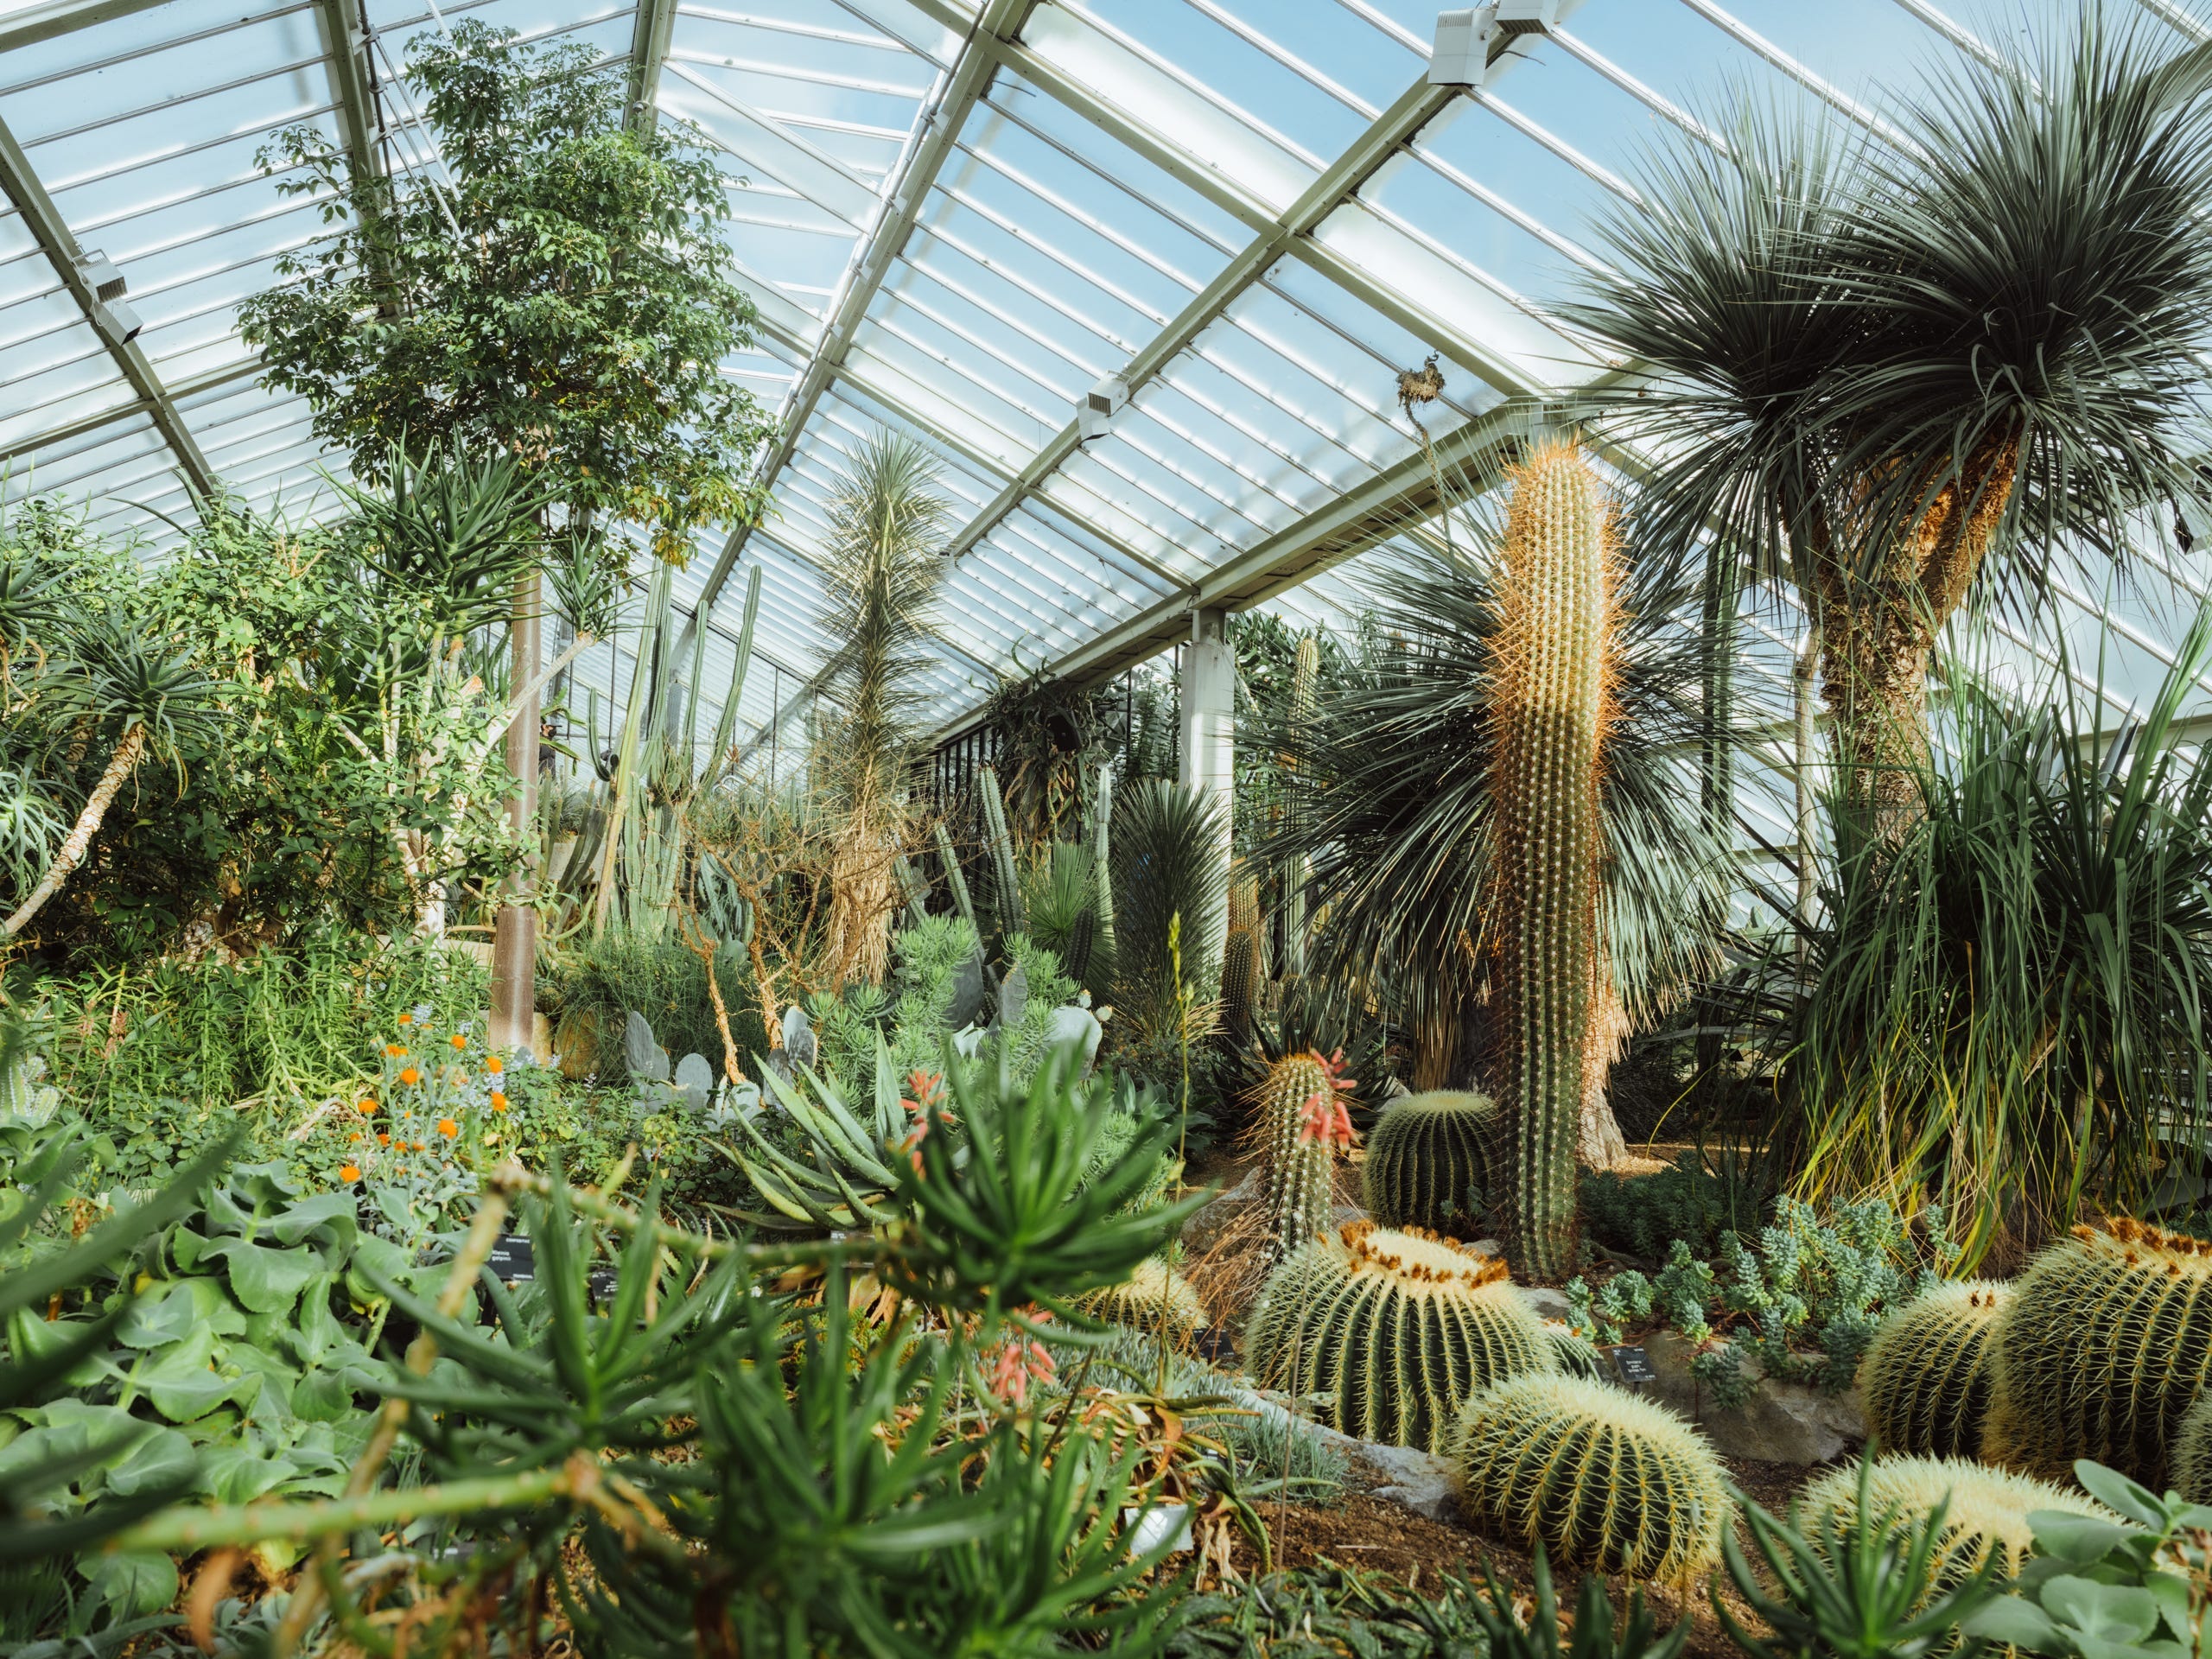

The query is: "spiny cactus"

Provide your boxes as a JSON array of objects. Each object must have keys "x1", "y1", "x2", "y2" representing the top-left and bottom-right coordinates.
[
  {"x1": 1252, "y1": 1049, "x2": 1351, "y2": 1264},
  {"x1": 1091, "y1": 765, "x2": 1115, "y2": 962},
  {"x1": 1077, "y1": 1255, "x2": 1208, "y2": 1344},
  {"x1": 1248, "y1": 1222, "x2": 1555, "y2": 1452},
  {"x1": 1548, "y1": 1325, "x2": 1606, "y2": 1381},
  {"x1": 976, "y1": 765, "x2": 1025, "y2": 938},
  {"x1": 1450, "y1": 1372, "x2": 1728, "y2": 1586},
  {"x1": 2172, "y1": 1393, "x2": 2212, "y2": 1504},
  {"x1": 1363, "y1": 1090, "x2": 1497, "y2": 1231},
  {"x1": 933, "y1": 820, "x2": 976, "y2": 932},
  {"x1": 1489, "y1": 440, "x2": 1621, "y2": 1284},
  {"x1": 1983, "y1": 1217, "x2": 2212, "y2": 1489},
  {"x1": 1221, "y1": 928, "x2": 1258, "y2": 1046},
  {"x1": 1859, "y1": 1280, "x2": 2010, "y2": 1459},
  {"x1": 1795, "y1": 1457, "x2": 2112, "y2": 1595}
]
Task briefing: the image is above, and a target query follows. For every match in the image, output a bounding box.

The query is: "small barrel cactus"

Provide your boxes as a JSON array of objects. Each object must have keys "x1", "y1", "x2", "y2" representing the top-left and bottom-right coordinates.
[
  {"x1": 1859, "y1": 1280, "x2": 2011, "y2": 1459},
  {"x1": 1252, "y1": 1049, "x2": 1352, "y2": 1265},
  {"x1": 1077, "y1": 1256, "x2": 1208, "y2": 1344},
  {"x1": 1363, "y1": 1090, "x2": 1497, "y2": 1230},
  {"x1": 1984, "y1": 1217, "x2": 2212, "y2": 1488},
  {"x1": 1796, "y1": 1457, "x2": 2112, "y2": 1598},
  {"x1": 2174, "y1": 1394, "x2": 2212, "y2": 1504},
  {"x1": 1548, "y1": 1326, "x2": 1607, "y2": 1380},
  {"x1": 1450, "y1": 1372, "x2": 1728, "y2": 1585},
  {"x1": 1247, "y1": 1222, "x2": 1554, "y2": 1452}
]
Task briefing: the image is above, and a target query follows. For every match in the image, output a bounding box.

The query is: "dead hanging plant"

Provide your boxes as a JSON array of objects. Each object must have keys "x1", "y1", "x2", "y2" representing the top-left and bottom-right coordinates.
[{"x1": 979, "y1": 663, "x2": 1103, "y2": 851}]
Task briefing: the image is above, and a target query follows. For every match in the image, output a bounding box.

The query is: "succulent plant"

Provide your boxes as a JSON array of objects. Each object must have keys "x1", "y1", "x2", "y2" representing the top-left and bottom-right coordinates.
[
  {"x1": 1247, "y1": 1222, "x2": 1555, "y2": 1452},
  {"x1": 1488, "y1": 441, "x2": 1623, "y2": 1282},
  {"x1": 977, "y1": 765, "x2": 1026, "y2": 939},
  {"x1": 1362, "y1": 1090, "x2": 1497, "y2": 1231},
  {"x1": 1858, "y1": 1280, "x2": 2010, "y2": 1459},
  {"x1": 1983, "y1": 1217, "x2": 2212, "y2": 1488},
  {"x1": 1793, "y1": 1456, "x2": 2111, "y2": 1598},
  {"x1": 1076, "y1": 1256, "x2": 1208, "y2": 1344},
  {"x1": 1449, "y1": 1371, "x2": 1729, "y2": 1585},
  {"x1": 1108, "y1": 779, "x2": 1229, "y2": 1050},
  {"x1": 1548, "y1": 1326, "x2": 1607, "y2": 1381},
  {"x1": 2176, "y1": 1393, "x2": 2212, "y2": 1504},
  {"x1": 1252, "y1": 1049, "x2": 1351, "y2": 1265},
  {"x1": 1220, "y1": 928, "x2": 1258, "y2": 1047}
]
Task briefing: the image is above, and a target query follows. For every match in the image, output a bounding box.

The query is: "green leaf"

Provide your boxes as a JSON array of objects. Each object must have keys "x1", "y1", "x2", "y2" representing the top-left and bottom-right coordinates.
[
  {"x1": 197, "y1": 1236, "x2": 319, "y2": 1315},
  {"x1": 269, "y1": 1192, "x2": 357, "y2": 1249},
  {"x1": 113, "y1": 1283, "x2": 199, "y2": 1350},
  {"x1": 2043, "y1": 1575, "x2": 2162, "y2": 1647},
  {"x1": 1966, "y1": 1596, "x2": 2064, "y2": 1650},
  {"x1": 133, "y1": 1329, "x2": 233, "y2": 1423},
  {"x1": 196, "y1": 1440, "x2": 296, "y2": 1505},
  {"x1": 2074, "y1": 1463, "x2": 2172, "y2": 1531},
  {"x1": 2031, "y1": 1510, "x2": 2140, "y2": 1566},
  {"x1": 105, "y1": 1423, "x2": 195, "y2": 1498},
  {"x1": 83, "y1": 1548, "x2": 178, "y2": 1618}
]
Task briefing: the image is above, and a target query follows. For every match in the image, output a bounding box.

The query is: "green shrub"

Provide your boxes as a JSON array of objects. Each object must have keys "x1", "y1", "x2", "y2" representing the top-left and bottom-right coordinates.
[
  {"x1": 543, "y1": 925, "x2": 761, "y2": 1085},
  {"x1": 1450, "y1": 1371, "x2": 1730, "y2": 1586},
  {"x1": 1579, "y1": 1153, "x2": 1765, "y2": 1261}
]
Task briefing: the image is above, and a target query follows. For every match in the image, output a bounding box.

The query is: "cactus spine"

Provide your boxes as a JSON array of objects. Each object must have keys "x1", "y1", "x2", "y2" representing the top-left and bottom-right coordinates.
[
  {"x1": 1281, "y1": 635, "x2": 1319, "y2": 978},
  {"x1": 1859, "y1": 1280, "x2": 2010, "y2": 1460},
  {"x1": 1254, "y1": 1050, "x2": 1345, "y2": 1264},
  {"x1": 1795, "y1": 1457, "x2": 2112, "y2": 1597},
  {"x1": 1221, "y1": 929, "x2": 1258, "y2": 1046},
  {"x1": 1490, "y1": 440, "x2": 1619, "y2": 1283},
  {"x1": 2172, "y1": 1394, "x2": 2212, "y2": 1504},
  {"x1": 1078, "y1": 1256, "x2": 1208, "y2": 1344},
  {"x1": 1363, "y1": 1090, "x2": 1497, "y2": 1231},
  {"x1": 976, "y1": 765, "x2": 1025, "y2": 937},
  {"x1": 1248, "y1": 1222, "x2": 1554, "y2": 1452},
  {"x1": 1983, "y1": 1217, "x2": 2212, "y2": 1489},
  {"x1": 1451, "y1": 1372, "x2": 1728, "y2": 1586}
]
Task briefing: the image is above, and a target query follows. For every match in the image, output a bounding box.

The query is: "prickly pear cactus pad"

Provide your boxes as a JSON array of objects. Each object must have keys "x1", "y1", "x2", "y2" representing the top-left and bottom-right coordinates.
[
  {"x1": 1245, "y1": 1221, "x2": 1554, "y2": 1452},
  {"x1": 1362, "y1": 1090, "x2": 1497, "y2": 1231},
  {"x1": 1450, "y1": 1371, "x2": 1728, "y2": 1585},
  {"x1": 1984, "y1": 1217, "x2": 2212, "y2": 1488},
  {"x1": 1859, "y1": 1280, "x2": 2010, "y2": 1459}
]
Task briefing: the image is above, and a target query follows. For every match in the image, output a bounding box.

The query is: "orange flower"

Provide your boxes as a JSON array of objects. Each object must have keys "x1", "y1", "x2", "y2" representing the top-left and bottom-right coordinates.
[
  {"x1": 397, "y1": 1012, "x2": 413, "y2": 1026},
  {"x1": 386, "y1": 1044, "x2": 408, "y2": 1058},
  {"x1": 1297, "y1": 1090, "x2": 1357, "y2": 1151},
  {"x1": 349, "y1": 1131, "x2": 363, "y2": 1143},
  {"x1": 399, "y1": 1067, "x2": 420, "y2": 1086},
  {"x1": 450, "y1": 1033, "x2": 467, "y2": 1051},
  {"x1": 378, "y1": 1132, "x2": 391, "y2": 1146},
  {"x1": 985, "y1": 1335, "x2": 1056, "y2": 1406},
  {"x1": 490, "y1": 1092, "x2": 509, "y2": 1113},
  {"x1": 484, "y1": 1055, "x2": 503, "y2": 1075},
  {"x1": 356, "y1": 1098, "x2": 376, "y2": 1116},
  {"x1": 339, "y1": 1164, "x2": 361, "y2": 1182},
  {"x1": 437, "y1": 1118, "x2": 460, "y2": 1138},
  {"x1": 412, "y1": 1141, "x2": 427, "y2": 1152}
]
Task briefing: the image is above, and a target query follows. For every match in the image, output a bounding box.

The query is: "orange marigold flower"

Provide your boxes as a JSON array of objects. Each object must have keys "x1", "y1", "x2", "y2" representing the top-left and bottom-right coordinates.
[
  {"x1": 412, "y1": 1141, "x2": 427, "y2": 1152},
  {"x1": 377, "y1": 1132, "x2": 391, "y2": 1146},
  {"x1": 397, "y1": 1012, "x2": 413, "y2": 1025},
  {"x1": 450, "y1": 1033, "x2": 467, "y2": 1050},
  {"x1": 437, "y1": 1118, "x2": 460, "y2": 1138},
  {"x1": 356, "y1": 1098, "x2": 376, "y2": 1115},
  {"x1": 386, "y1": 1044, "x2": 407, "y2": 1057},
  {"x1": 490, "y1": 1092, "x2": 509, "y2": 1112},
  {"x1": 399, "y1": 1067, "x2": 420, "y2": 1086},
  {"x1": 484, "y1": 1055, "x2": 503, "y2": 1075},
  {"x1": 340, "y1": 1164, "x2": 361, "y2": 1182},
  {"x1": 349, "y1": 1131, "x2": 363, "y2": 1143}
]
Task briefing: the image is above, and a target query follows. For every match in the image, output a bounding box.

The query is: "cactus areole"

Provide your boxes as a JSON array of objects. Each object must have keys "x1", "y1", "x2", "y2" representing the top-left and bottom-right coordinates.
[{"x1": 1491, "y1": 440, "x2": 1620, "y2": 1282}]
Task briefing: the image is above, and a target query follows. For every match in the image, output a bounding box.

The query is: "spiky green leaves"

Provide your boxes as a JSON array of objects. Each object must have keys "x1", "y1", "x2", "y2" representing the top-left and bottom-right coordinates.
[
  {"x1": 1363, "y1": 1090, "x2": 1496, "y2": 1231},
  {"x1": 1859, "y1": 1280, "x2": 2009, "y2": 1459},
  {"x1": 1491, "y1": 442, "x2": 1620, "y2": 1283},
  {"x1": 1451, "y1": 1372, "x2": 1728, "y2": 1585},
  {"x1": 1985, "y1": 1218, "x2": 2212, "y2": 1489},
  {"x1": 1108, "y1": 780, "x2": 1229, "y2": 1050},
  {"x1": 1247, "y1": 1223, "x2": 1553, "y2": 1452}
]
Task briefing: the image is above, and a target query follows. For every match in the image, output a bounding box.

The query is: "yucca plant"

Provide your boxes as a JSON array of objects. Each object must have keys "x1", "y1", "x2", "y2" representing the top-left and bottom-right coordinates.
[{"x1": 1109, "y1": 779, "x2": 1230, "y2": 1054}]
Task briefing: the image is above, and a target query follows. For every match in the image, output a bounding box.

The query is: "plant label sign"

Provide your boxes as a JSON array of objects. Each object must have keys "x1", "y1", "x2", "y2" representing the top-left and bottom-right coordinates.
[
  {"x1": 1610, "y1": 1344, "x2": 1657, "y2": 1388},
  {"x1": 486, "y1": 1233, "x2": 534, "y2": 1285}
]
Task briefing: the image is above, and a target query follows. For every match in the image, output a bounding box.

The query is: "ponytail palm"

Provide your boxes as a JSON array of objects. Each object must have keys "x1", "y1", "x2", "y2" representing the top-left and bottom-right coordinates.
[
  {"x1": 3, "y1": 631, "x2": 221, "y2": 938},
  {"x1": 1570, "y1": 7, "x2": 2212, "y2": 842}
]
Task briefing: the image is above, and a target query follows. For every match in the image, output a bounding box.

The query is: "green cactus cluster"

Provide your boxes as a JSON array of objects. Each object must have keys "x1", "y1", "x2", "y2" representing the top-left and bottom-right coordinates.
[
  {"x1": 1984, "y1": 1217, "x2": 2212, "y2": 1489},
  {"x1": 1450, "y1": 1371, "x2": 1729, "y2": 1586},
  {"x1": 1488, "y1": 441, "x2": 1621, "y2": 1283},
  {"x1": 1253, "y1": 1049, "x2": 1346, "y2": 1265},
  {"x1": 1794, "y1": 1456, "x2": 2110, "y2": 1599},
  {"x1": 976, "y1": 765, "x2": 1026, "y2": 938},
  {"x1": 1247, "y1": 1222, "x2": 1554, "y2": 1453},
  {"x1": 1858, "y1": 1280, "x2": 2010, "y2": 1459},
  {"x1": 1362, "y1": 1090, "x2": 1497, "y2": 1231},
  {"x1": 1077, "y1": 1256, "x2": 1208, "y2": 1345}
]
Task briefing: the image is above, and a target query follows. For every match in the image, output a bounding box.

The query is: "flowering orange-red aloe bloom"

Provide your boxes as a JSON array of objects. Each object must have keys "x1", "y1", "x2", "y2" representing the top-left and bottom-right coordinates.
[
  {"x1": 986, "y1": 1336, "x2": 1057, "y2": 1406},
  {"x1": 898, "y1": 1070, "x2": 953, "y2": 1171}
]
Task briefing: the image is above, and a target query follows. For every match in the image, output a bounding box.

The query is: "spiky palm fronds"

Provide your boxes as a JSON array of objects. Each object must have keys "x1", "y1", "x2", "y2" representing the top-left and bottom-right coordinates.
[
  {"x1": 813, "y1": 432, "x2": 951, "y2": 988},
  {"x1": 1108, "y1": 779, "x2": 1229, "y2": 1051}
]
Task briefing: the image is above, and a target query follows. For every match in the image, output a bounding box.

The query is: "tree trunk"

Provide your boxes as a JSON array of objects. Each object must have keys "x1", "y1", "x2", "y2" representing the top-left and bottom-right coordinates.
[
  {"x1": 1578, "y1": 986, "x2": 1630, "y2": 1170},
  {"x1": 1819, "y1": 435, "x2": 2021, "y2": 849},
  {"x1": 3, "y1": 722, "x2": 147, "y2": 938},
  {"x1": 489, "y1": 564, "x2": 541, "y2": 1054}
]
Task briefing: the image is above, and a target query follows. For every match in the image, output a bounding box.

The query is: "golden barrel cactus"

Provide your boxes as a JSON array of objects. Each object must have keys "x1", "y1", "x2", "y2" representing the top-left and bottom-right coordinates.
[{"x1": 1859, "y1": 1280, "x2": 2010, "y2": 1459}]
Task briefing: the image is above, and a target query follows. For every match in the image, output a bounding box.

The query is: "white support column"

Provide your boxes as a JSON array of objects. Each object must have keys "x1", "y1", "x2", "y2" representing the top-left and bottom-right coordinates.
[{"x1": 1179, "y1": 607, "x2": 1234, "y2": 974}]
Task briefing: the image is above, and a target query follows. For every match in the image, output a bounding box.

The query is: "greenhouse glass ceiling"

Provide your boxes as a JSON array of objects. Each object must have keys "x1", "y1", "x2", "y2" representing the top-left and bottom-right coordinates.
[{"x1": 4, "y1": 0, "x2": 2212, "y2": 864}]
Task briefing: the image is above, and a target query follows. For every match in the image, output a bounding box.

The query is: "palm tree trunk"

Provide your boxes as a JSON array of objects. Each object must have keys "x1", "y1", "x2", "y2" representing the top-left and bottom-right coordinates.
[{"x1": 3, "y1": 722, "x2": 147, "y2": 938}]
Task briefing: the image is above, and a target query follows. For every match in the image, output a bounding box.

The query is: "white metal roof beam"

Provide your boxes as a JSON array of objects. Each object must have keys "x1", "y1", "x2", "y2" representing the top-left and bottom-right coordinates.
[
  {"x1": 678, "y1": 0, "x2": 1038, "y2": 651},
  {"x1": 313, "y1": 0, "x2": 384, "y2": 194},
  {"x1": 0, "y1": 359, "x2": 265, "y2": 466},
  {"x1": 0, "y1": 0, "x2": 177, "y2": 53},
  {"x1": 0, "y1": 111, "x2": 217, "y2": 503}
]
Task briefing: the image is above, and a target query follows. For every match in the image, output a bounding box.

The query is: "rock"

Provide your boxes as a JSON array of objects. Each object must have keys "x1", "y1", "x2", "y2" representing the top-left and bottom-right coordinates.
[
  {"x1": 1465, "y1": 1237, "x2": 1503, "y2": 1257},
  {"x1": 1516, "y1": 1286, "x2": 1575, "y2": 1325},
  {"x1": 1640, "y1": 1329, "x2": 1866, "y2": 1464},
  {"x1": 1362, "y1": 1441, "x2": 1459, "y2": 1522},
  {"x1": 1179, "y1": 1168, "x2": 1258, "y2": 1256}
]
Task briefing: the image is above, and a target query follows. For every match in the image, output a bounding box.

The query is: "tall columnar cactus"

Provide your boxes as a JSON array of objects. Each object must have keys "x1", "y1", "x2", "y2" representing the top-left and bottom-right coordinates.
[
  {"x1": 1984, "y1": 1217, "x2": 2212, "y2": 1489},
  {"x1": 1252, "y1": 1049, "x2": 1349, "y2": 1264},
  {"x1": 933, "y1": 820, "x2": 976, "y2": 932},
  {"x1": 1489, "y1": 440, "x2": 1621, "y2": 1283},
  {"x1": 1091, "y1": 765, "x2": 1115, "y2": 961},
  {"x1": 1363, "y1": 1090, "x2": 1497, "y2": 1231},
  {"x1": 1281, "y1": 635, "x2": 1319, "y2": 978},
  {"x1": 1247, "y1": 1222, "x2": 1554, "y2": 1452},
  {"x1": 1451, "y1": 1372, "x2": 1728, "y2": 1585},
  {"x1": 1795, "y1": 1457, "x2": 2111, "y2": 1598},
  {"x1": 1859, "y1": 1281, "x2": 2011, "y2": 1459},
  {"x1": 1221, "y1": 929, "x2": 1258, "y2": 1046},
  {"x1": 976, "y1": 765, "x2": 1026, "y2": 938}
]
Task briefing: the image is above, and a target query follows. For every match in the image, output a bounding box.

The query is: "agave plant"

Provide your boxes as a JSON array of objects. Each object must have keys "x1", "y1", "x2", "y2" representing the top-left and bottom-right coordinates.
[{"x1": 1569, "y1": 7, "x2": 2212, "y2": 844}]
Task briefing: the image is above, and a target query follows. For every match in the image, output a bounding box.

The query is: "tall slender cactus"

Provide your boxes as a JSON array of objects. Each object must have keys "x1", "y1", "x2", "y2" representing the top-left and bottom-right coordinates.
[
  {"x1": 976, "y1": 764, "x2": 1026, "y2": 938},
  {"x1": 1491, "y1": 439, "x2": 1620, "y2": 1283}
]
